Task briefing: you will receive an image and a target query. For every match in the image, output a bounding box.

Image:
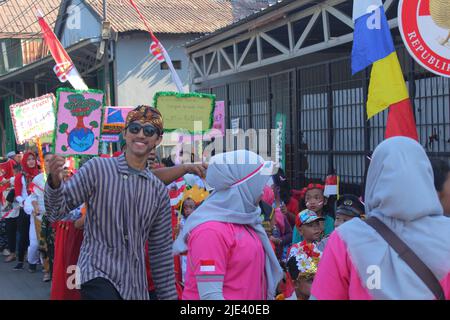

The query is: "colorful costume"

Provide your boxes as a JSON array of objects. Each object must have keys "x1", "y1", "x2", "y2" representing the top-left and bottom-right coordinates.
[{"x1": 280, "y1": 240, "x2": 322, "y2": 300}]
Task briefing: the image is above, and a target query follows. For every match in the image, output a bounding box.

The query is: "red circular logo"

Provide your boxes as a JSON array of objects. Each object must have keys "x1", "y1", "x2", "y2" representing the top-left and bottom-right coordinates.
[{"x1": 399, "y1": 0, "x2": 450, "y2": 78}]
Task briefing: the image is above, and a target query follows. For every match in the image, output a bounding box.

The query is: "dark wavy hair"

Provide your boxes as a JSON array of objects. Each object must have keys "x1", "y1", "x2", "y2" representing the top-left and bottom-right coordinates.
[{"x1": 272, "y1": 168, "x2": 291, "y2": 204}]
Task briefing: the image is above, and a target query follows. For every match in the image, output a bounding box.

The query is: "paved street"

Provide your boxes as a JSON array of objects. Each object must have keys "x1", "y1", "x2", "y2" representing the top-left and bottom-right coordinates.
[{"x1": 0, "y1": 258, "x2": 51, "y2": 300}]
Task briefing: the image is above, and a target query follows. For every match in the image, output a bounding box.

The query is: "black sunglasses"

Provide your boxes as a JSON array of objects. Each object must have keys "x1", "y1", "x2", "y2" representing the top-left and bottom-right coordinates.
[{"x1": 126, "y1": 122, "x2": 160, "y2": 137}]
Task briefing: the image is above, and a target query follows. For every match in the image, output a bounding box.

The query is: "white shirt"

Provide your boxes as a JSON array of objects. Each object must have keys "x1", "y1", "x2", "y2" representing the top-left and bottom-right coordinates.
[{"x1": 24, "y1": 173, "x2": 46, "y2": 221}]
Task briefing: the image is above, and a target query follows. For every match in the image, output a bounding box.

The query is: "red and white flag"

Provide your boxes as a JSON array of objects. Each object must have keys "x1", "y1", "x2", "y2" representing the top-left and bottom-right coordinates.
[
  {"x1": 150, "y1": 38, "x2": 164, "y2": 62},
  {"x1": 129, "y1": 0, "x2": 185, "y2": 93},
  {"x1": 169, "y1": 177, "x2": 186, "y2": 207},
  {"x1": 324, "y1": 174, "x2": 339, "y2": 197},
  {"x1": 36, "y1": 10, "x2": 88, "y2": 90},
  {"x1": 199, "y1": 260, "x2": 216, "y2": 272}
]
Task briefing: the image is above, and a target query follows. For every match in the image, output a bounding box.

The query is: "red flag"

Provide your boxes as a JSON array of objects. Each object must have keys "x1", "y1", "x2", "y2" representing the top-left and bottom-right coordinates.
[
  {"x1": 0, "y1": 160, "x2": 14, "y2": 205},
  {"x1": 0, "y1": 160, "x2": 14, "y2": 181},
  {"x1": 385, "y1": 99, "x2": 419, "y2": 141},
  {"x1": 36, "y1": 10, "x2": 88, "y2": 90}
]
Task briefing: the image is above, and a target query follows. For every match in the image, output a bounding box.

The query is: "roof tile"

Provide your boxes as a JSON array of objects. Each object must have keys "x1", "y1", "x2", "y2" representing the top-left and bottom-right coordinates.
[
  {"x1": 84, "y1": 0, "x2": 233, "y2": 34},
  {"x1": 0, "y1": 0, "x2": 61, "y2": 38}
]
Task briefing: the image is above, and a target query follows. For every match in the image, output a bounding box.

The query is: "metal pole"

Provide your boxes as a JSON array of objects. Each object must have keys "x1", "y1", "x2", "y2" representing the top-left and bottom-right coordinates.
[{"x1": 103, "y1": 0, "x2": 111, "y2": 106}]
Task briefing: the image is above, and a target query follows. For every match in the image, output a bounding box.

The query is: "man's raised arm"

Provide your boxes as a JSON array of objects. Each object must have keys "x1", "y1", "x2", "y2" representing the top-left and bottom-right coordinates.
[{"x1": 44, "y1": 155, "x2": 96, "y2": 222}]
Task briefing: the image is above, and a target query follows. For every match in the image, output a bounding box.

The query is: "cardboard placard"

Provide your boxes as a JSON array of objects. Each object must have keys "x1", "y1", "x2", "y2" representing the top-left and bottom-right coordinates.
[
  {"x1": 54, "y1": 88, "x2": 104, "y2": 156},
  {"x1": 102, "y1": 106, "x2": 134, "y2": 135},
  {"x1": 9, "y1": 94, "x2": 56, "y2": 145},
  {"x1": 153, "y1": 92, "x2": 215, "y2": 134}
]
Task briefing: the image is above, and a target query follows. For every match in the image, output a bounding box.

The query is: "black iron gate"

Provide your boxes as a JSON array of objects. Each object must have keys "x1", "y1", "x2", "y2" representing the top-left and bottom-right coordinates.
[{"x1": 195, "y1": 45, "x2": 450, "y2": 195}]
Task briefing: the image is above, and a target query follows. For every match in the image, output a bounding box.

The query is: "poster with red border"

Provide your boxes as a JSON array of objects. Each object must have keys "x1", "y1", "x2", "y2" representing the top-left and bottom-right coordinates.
[{"x1": 398, "y1": 0, "x2": 450, "y2": 78}]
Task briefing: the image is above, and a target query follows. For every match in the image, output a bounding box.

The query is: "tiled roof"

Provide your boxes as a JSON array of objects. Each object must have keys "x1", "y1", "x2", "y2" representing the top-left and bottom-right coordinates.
[
  {"x1": 84, "y1": 0, "x2": 234, "y2": 34},
  {"x1": 0, "y1": 0, "x2": 61, "y2": 38}
]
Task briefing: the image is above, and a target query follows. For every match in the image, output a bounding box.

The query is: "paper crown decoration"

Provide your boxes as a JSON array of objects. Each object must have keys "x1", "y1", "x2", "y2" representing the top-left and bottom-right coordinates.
[
  {"x1": 288, "y1": 242, "x2": 322, "y2": 280},
  {"x1": 182, "y1": 185, "x2": 209, "y2": 204}
]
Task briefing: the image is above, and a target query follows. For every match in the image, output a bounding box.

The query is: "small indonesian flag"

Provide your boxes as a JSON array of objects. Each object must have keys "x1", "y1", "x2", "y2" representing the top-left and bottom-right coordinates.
[
  {"x1": 128, "y1": 0, "x2": 184, "y2": 93},
  {"x1": 169, "y1": 178, "x2": 186, "y2": 207},
  {"x1": 324, "y1": 174, "x2": 339, "y2": 197},
  {"x1": 150, "y1": 39, "x2": 164, "y2": 62},
  {"x1": 200, "y1": 260, "x2": 216, "y2": 272}
]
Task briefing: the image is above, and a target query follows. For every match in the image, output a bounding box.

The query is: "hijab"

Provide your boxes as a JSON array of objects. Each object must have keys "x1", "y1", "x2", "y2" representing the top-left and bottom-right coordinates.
[
  {"x1": 337, "y1": 137, "x2": 450, "y2": 299},
  {"x1": 15, "y1": 151, "x2": 39, "y2": 197}
]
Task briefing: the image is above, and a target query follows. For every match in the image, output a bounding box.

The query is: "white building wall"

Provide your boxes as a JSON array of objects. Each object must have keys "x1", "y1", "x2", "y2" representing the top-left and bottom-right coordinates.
[
  {"x1": 116, "y1": 33, "x2": 200, "y2": 147},
  {"x1": 115, "y1": 33, "x2": 197, "y2": 106}
]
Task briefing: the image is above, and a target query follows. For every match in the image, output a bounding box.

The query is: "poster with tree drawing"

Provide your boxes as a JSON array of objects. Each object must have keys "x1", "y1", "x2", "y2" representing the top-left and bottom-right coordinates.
[{"x1": 54, "y1": 88, "x2": 104, "y2": 156}]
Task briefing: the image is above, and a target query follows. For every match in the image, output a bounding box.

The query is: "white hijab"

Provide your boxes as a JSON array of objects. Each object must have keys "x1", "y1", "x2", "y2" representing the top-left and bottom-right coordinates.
[
  {"x1": 337, "y1": 137, "x2": 450, "y2": 299},
  {"x1": 173, "y1": 150, "x2": 283, "y2": 299}
]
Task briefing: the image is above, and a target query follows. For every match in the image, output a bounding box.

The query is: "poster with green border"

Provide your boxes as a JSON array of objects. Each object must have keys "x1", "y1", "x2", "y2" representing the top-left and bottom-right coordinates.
[
  {"x1": 54, "y1": 88, "x2": 104, "y2": 157},
  {"x1": 153, "y1": 91, "x2": 216, "y2": 134}
]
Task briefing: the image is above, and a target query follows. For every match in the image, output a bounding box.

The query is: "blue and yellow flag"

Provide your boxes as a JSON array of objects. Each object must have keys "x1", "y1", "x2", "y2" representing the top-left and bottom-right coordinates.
[{"x1": 352, "y1": 0, "x2": 409, "y2": 119}]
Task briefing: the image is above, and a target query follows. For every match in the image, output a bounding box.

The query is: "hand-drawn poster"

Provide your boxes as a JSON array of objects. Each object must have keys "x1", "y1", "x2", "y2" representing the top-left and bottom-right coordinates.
[
  {"x1": 153, "y1": 92, "x2": 216, "y2": 134},
  {"x1": 102, "y1": 106, "x2": 134, "y2": 135},
  {"x1": 178, "y1": 101, "x2": 225, "y2": 143},
  {"x1": 9, "y1": 94, "x2": 56, "y2": 145},
  {"x1": 55, "y1": 88, "x2": 104, "y2": 156}
]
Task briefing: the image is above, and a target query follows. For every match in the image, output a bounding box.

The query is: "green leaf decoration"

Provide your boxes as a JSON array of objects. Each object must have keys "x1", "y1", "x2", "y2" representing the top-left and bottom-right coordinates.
[
  {"x1": 64, "y1": 93, "x2": 101, "y2": 117},
  {"x1": 61, "y1": 145, "x2": 68, "y2": 152},
  {"x1": 59, "y1": 123, "x2": 69, "y2": 134},
  {"x1": 90, "y1": 121, "x2": 99, "y2": 128}
]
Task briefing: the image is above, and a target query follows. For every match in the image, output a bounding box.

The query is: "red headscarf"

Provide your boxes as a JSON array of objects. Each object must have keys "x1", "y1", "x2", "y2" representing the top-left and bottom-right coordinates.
[{"x1": 15, "y1": 151, "x2": 40, "y2": 198}]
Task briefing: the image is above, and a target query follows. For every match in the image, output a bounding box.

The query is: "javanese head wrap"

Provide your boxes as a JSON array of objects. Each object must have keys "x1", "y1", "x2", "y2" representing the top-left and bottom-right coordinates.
[{"x1": 125, "y1": 105, "x2": 164, "y2": 134}]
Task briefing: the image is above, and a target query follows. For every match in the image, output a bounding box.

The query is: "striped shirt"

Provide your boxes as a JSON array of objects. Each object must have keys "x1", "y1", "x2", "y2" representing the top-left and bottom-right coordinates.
[{"x1": 44, "y1": 154, "x2": 177, "y2": 300}]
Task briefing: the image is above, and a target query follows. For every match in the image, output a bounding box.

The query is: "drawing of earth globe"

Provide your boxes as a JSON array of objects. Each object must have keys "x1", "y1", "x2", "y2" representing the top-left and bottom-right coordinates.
[{"x1": 68, "y1": 128, "x2": 95, "y2": 152}]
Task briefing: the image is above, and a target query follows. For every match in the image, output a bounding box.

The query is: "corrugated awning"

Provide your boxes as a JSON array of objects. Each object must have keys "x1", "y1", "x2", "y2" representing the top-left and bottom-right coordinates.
[{"x1": 0, "y1": 38, "x2": 101, "y2": 97}]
